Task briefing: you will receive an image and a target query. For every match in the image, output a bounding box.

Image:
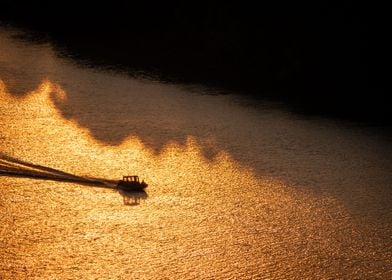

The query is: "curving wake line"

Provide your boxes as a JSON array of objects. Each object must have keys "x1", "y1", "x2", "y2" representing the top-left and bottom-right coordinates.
[{"x1": 0, "y1": 153, "x2": 117, "y2": 189}]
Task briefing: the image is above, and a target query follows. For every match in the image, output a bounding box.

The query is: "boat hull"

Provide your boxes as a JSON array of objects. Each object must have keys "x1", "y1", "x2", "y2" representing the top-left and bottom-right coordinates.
[{"x1": 117, "y1": 181, "x2": 148, "y2": 192}]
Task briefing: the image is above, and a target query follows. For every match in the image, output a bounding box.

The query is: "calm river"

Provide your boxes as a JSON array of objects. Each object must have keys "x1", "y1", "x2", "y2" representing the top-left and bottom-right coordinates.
[{"x1": 1, "y1": 26, "x2": 392, "y2": 279}]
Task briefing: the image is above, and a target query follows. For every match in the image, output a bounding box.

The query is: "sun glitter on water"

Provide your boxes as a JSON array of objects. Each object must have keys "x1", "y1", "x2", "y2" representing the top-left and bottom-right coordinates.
[{"x1": 0, "y1": 78, "x2": 259, "y2": 194}]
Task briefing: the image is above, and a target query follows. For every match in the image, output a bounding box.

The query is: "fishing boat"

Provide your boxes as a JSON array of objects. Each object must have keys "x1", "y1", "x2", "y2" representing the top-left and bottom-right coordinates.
[{"x1": 117, "y1": 175, "x2": 148, "y2": 191}]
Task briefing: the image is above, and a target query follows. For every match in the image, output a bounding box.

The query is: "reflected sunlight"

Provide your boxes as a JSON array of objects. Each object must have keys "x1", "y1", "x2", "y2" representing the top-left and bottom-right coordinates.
[
  {"x1": 1, "y1": 26, "x2": 392, "y2": 279},
  {"x1": 0, "y1": 78, "x2": 259, "y2": 193},
  {"x1": 2, "y1": 77, "x2": 390, "y2": 279}
]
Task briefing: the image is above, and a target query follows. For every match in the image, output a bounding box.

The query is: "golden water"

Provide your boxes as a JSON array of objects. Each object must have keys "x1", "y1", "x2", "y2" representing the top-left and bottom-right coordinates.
[{"x1": 1, "y1": 27, "x2": 392, "y2": 279}]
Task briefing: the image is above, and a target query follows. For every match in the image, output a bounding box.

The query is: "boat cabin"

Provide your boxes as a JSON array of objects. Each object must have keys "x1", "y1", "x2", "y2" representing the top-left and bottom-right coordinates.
[
  {"x1": 122, "y1": 175, "x2": 140, "y2": 183},
  {"x1": 117, "y1": 175, "x2": 148, "y2": 191}
]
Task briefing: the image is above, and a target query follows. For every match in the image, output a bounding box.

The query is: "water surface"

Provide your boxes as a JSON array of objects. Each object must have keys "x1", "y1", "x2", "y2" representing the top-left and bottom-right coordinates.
[{"x1": 1, "y1": 27, "x2": 392, "y2": 279}]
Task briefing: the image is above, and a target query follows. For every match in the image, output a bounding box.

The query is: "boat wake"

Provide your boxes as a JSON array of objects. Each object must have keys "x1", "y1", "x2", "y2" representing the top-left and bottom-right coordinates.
[
  {"x1": 0, "y1": 153, "x2": 117, "y2": 189},
  {"x1": 0, "y1": 153, "x2": 149, "y2": 206}
]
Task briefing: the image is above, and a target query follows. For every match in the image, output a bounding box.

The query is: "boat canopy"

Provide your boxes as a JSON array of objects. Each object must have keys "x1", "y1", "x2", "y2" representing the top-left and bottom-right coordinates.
[{"x1": 122, "y1": 176, "x2": 140, "y2": 182}]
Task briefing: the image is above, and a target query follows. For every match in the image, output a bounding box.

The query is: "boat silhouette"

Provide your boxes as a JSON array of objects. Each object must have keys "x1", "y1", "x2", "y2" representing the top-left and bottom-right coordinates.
[{"x1": 117, "y1": 175, "x2": 148, "y2": 191}]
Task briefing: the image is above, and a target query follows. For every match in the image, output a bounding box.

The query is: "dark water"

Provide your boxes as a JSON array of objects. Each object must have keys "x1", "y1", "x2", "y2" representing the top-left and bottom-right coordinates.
[{"x1": 1, "y1": 26, "x2": 392, "y2": 279}]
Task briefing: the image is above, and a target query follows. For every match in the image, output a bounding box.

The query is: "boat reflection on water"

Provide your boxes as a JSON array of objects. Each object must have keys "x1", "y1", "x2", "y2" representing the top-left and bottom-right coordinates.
[
  {"x1": 117, "y1": 175, "x2": 148, "y2": 205},
  {"x1": 118, "y1": 189, "x2": 148, "y2": 206}
]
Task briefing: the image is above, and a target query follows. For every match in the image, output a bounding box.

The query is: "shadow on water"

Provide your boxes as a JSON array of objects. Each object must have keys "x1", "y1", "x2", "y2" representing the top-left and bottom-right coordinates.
[
  {"x1": 0, "y1": 27, "x2": 51, "y2": 96},
  {"x1": 1, "y1": 27, "x2": 392, "y2": 216}
]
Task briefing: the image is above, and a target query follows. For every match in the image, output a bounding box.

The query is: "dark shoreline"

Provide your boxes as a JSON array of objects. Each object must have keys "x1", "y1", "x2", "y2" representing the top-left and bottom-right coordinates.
[{"x1": 0, "y1": 2, "x2": 389, "y2": 124}]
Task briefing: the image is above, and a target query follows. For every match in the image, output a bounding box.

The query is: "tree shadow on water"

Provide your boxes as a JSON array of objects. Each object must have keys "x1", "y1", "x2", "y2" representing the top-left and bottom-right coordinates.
[
  {"x1": 1, "y1": 27, "x2": 392, "y2": 218},
  {"x1": 0, "y1": 27, "x2": 54, "y2": 96}
]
